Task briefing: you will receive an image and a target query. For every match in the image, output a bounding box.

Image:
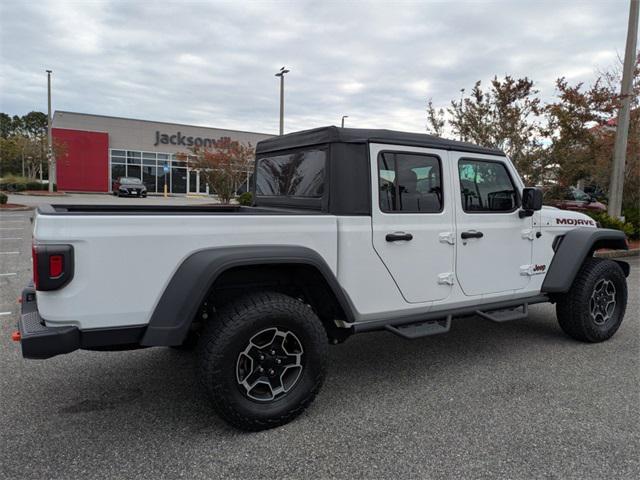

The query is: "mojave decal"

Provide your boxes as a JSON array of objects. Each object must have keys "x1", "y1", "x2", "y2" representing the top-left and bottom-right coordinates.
[{"x1": 555, "y1": 217, "x2": 596, "y2": 227}]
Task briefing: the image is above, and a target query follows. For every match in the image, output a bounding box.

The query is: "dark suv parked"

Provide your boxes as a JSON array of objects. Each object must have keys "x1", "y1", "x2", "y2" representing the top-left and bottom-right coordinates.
[{"x1": 112, "y1": 177, "x2": 147, "y2": 197}]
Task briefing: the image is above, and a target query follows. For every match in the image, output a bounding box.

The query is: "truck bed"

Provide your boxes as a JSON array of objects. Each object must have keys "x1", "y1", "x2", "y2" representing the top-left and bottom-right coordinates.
[{"x1": 38, "y1": 204, "x2": 323, "y2": 216}]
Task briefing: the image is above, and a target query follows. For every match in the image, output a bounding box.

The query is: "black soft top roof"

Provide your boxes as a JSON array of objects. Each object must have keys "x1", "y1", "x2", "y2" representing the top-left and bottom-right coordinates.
[{"x1": 255, "y1": 126, "x2": 505, "y2": 156}]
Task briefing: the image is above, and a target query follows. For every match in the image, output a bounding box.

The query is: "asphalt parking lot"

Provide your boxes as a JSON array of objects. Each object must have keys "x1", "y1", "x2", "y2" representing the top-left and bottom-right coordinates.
[{"x1": 1, "y1": 195, "x2": 638, "y2": 479}]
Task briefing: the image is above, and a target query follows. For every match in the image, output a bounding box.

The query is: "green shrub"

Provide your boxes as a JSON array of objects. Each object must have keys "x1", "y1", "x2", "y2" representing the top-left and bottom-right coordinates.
[
  {"x1": 586, "y1": 212, "x2": 635, "y2": 238},
  {"x1": 0, "y1": 192, "x2": 7, "y2": 205},
  {"x1": 26, "y1": 181, "x2": 44, "y2": 190},
  {"x1": 238, "y1": 191, "x2": 253, "y2": 206},
  {"x1": 0, "y1": 175, "x2": 28, "y2": 192},
  {"x1": 0, "y1": 182, "x2": 26, "y2": 192},
  {"x1": 622, "y1": 207, "x2": 640, "y2": 239},
  {"x1": 0, "y1": 176, "x2": 56, "y2": 192}
]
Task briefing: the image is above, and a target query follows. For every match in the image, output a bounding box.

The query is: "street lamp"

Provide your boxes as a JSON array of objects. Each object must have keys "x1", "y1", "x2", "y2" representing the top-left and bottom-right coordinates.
[
  {"x1": 341, "y1": 115, "x2": 349, "y2": 128},
  {"x1": 275, "y1": 66, "x2": 290, "y2": 135},
  {"x1": 46, "y1": 69, "x2": 54, "y2": 192}
]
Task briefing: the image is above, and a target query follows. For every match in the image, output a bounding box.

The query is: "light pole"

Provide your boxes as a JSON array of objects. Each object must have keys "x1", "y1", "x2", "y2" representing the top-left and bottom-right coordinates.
[
  {"x1": 608, "y1": 0, "x2": 639, "y2": 219},
  {"x1": 46, "y1": 70, "x2": 54, "y2": 192},
  {"x1": 341, "y1": 115, "x2": 349, "y2": 128},
  {"x1": 275, "y1": 66, "x2": 290, "y2": 135}
]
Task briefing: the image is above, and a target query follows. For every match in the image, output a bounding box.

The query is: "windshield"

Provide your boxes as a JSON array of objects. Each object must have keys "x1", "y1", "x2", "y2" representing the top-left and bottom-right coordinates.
[
  {"x1": 120, "y1": 177, "x2": 142, "y2": 184},
  {"x1": 570, "y1": 186, "x2": 590, "y2": 201}
]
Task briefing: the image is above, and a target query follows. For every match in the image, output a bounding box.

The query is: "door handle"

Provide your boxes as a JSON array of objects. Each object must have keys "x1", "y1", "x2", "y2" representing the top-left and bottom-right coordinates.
[
  {"x1": 386, "y1": 232, "x2": 413, "y2": 242},
  {"x1": 461, "y1": 231, "x2": 484, "y2": 239}
]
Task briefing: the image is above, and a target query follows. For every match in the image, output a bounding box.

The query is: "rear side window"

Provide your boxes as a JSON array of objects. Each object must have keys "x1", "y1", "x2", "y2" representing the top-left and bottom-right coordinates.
[
  {"x1": 458, "y1": 159, "x2": 519, "y2": 212},
  {"x1": 378, "y1": 152, "x2": 443, "y2": 213},
  {"x1": 256, "y1": 149, "x2": 326, "y2": 197}
]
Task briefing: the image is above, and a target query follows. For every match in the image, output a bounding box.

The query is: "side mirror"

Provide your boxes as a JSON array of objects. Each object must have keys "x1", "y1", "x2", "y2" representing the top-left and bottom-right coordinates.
[{"x1": 519, "y1": 187, "x2": 543, "y2": 218}]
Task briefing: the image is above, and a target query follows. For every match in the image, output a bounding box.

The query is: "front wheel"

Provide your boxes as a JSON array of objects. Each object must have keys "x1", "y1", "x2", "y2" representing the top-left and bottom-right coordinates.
[
  {"x1": 198, "y1": 291, "x2": 328, "y2": 431},
  {"x1": 556, "y1": 258, "x2": 627, "y2": 342}
]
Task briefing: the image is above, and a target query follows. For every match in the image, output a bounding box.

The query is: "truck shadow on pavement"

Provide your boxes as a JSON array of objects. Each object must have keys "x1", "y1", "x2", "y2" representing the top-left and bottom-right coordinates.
[{"x1": 49, "y1": 306, "x2": 574, "y2": 433}]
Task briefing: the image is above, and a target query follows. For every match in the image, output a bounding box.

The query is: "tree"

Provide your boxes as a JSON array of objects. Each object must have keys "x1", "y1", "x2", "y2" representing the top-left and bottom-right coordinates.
[
  {"x1": 544, "y1": 54, "x2": 639, "y2": 208},
  {"x1": 0, "y1": 111, "x2": 50, "y2": 180},
  {"x1": 0, "y1": 113, "x2": 13, "y2": 138},
  {"x1": 426, "y1": 99, "x2": 445, "y2": 137},
  {"x1": 186, "y1": 137, "x2": 254, "y2": 203},
  {"x1": 427, "y1": 76, "x2": 544, "y2": 183}
]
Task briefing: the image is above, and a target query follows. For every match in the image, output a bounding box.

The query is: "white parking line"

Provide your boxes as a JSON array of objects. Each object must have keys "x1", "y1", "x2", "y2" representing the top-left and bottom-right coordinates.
[
  {"x1": 0, "y1": 238, "x2": 23, "y2": 240},
  {"x1": 0, "y1": 221, "x2": 25, "y2": 224},
  {"x1": 0, "y1": 312, "x2": 13, "y2": 316},
  {"x1": 0, "y1": 252, "x2": 20, "y2": 255},
  {"x1": 0, "y1": 273, "x2": 17, "y2": 277},
  {"x1": 0, "y1": 228, "x2": 24, "y2": 230}
]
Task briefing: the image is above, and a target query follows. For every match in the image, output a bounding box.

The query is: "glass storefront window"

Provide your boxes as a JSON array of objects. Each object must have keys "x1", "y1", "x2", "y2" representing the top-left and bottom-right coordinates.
[
  {"x1": 111, "y1": 164, "x2": 126, "y2": 188},
  {"x1": 157, "y1": 168, "x2": 168, "y2": 193},
  {"x1": 142, "y1": 165, "x2": 157, "y2": 192},
  {"x1": 189, "y1": 170, "x2": 197, "y2": 193},
  {"x1": 110, "y1": 149, "x2": 206, "y2": 195},
  {"x1": 172, "y1": 168, "x2": 187, "y2": 194},
  {"x1": 127, "y1": 165, "x2": 142, "y2": 180}
]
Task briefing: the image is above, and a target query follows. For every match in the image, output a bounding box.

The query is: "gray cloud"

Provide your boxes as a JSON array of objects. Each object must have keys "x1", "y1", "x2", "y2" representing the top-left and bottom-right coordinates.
[{"x1": 0, "y1": 0, "x2": 631, "y2": 135}]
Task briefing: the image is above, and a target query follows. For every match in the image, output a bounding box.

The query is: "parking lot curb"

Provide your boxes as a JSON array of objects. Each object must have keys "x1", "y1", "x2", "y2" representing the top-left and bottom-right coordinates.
[
  {"x1": 595, "y1": 248, "x2": 640, "y2": 259},
  {"x1": 0, "y1": 205, "x2": 34, "y2": 211}
]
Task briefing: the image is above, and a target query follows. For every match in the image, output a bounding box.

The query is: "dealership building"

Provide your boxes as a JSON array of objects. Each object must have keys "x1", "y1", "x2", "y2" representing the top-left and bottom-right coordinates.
[{"x1": 52, "y1": 111, "x2": 273, "y2": 194}]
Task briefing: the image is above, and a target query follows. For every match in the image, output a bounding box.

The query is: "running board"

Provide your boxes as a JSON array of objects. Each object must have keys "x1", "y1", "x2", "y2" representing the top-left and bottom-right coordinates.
[
  {"x1": 385, "y1": 315, "x2": 452, "y2": 339},
  {"x1": 475, "y1": 304, "x2": 528, "y2": 323},
  {"x1": 350, "y1": 295, "x2": 548, "y2": 336}
]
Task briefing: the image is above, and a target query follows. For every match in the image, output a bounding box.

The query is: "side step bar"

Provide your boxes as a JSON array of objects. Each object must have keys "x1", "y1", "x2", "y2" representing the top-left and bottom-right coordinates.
[
  {"x1": 352, "y1": 295, "x2": 547, "y2": 340},
  {"x1": 475, "y1": 304, "x2": 528, "y2": 323},
  {"x1": 385, "y1": 315, "x2": 452, "y2": 339}
]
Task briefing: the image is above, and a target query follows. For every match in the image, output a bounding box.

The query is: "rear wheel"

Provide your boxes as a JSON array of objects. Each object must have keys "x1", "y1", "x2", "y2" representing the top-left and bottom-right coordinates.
[
  {"x1": 556, "y1": 258, "x2": 627, "y2": 342},
  {"x1": 198, "y1": 291, "x2": 328, "y2": 431}
]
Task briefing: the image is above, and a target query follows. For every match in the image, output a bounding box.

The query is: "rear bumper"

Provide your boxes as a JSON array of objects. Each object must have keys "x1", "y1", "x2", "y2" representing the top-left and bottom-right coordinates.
[
  {"x1": 18, "y1": 285, "x2": 146, "y2": 359},
  {"x1": 19, "y1": 286, "x2": 80, "y2": 359}
]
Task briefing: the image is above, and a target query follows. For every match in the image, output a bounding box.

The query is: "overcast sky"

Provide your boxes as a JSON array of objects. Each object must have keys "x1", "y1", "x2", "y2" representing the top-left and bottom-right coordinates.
[{"x1": 0, "y1": 0, "x2": 633, "y2": 135}]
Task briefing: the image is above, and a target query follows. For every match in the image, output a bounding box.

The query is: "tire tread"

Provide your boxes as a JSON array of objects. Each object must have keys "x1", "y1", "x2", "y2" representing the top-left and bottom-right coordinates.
[
  {"x1": 556, "y1": 257, "x2": 627, "y2": 343},
  {"x1": 198, "y1": 291, "x2": 327, "y2": 431}
]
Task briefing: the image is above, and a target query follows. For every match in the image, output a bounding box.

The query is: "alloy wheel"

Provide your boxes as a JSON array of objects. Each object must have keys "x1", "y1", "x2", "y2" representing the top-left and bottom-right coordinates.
[
  {"x1": 236, "y1": 327, "x2": 304, "y2": 402},
  {"x1": 589, "y1": 279, "x2": 616, "y2": 326}
]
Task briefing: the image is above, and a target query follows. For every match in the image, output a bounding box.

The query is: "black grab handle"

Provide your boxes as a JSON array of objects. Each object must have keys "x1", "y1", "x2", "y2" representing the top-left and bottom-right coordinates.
[
  {"x1": 386, "y1": 232, "x2": 413, "y2": 242},
  {"x1": 461, "y1": 231, "x2": 484, "y2": 239}
]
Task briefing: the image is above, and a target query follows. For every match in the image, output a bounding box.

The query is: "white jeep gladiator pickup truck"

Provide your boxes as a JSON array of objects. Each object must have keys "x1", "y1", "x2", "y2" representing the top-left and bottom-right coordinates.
[{"x1": 17, "y1": 126, "x2": 630, "y2": 430}]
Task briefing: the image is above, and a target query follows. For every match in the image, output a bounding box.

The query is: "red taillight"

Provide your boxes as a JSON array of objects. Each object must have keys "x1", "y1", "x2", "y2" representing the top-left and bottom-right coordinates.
[
  {"x1": 31, "y1": 244, "x2": 74, "y2": 291},
  {"x1": 49, "y1": 255, "x2": 63, "y2": 278},
  {"x1": 32, "y1": 244, "x2": 39, "y2": 289}
]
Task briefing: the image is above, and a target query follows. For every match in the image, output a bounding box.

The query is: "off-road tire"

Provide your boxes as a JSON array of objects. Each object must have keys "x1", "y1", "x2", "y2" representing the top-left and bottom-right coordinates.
[
  {"x1": 556, "y1": 257, "x2": 627, "y2": 342},
  {"x1": 198, "y1": 291, "x2": 328, "y2": 431}
]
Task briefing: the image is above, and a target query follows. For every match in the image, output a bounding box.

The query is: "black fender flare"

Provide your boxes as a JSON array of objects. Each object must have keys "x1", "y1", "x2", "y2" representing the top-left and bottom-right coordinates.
[
  {"x1": 541, "y1": 228, "x2": 628, "y2": 293},
  {"x1": 140, "y1": 246, "x2": 355, "y2": 346}
]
